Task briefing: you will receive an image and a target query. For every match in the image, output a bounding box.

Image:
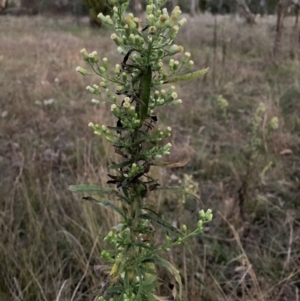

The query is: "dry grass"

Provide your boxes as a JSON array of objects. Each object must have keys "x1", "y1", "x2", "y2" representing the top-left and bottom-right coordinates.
[{"x1": 0, "y1": 14, "x2": 300, "y2": 301}]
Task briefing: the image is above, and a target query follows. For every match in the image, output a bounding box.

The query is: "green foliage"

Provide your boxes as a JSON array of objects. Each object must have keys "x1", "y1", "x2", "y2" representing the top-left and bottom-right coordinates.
[
  {"x1": 72, "y1": 0, "x2": 212, "y2": 300},
  {"x1": 207, "y1": 0, "x2": 237, "y2": 14},
  {"x1": 235, "y1": 102, "x2": 278, "y2": 216},
  {"x1": 198, "y1": 0, "x2": 278, "y2": 15}
]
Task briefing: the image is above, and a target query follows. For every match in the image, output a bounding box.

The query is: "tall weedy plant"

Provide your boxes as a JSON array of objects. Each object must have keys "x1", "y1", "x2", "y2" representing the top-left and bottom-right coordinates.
[{"x1": 71, "y1": 1, "x2": 212, "y2": 300}]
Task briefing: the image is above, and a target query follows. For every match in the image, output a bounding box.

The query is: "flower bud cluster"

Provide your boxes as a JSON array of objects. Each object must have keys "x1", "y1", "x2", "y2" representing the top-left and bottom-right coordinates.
[
  {"x1": 197, "y1": 209, "x2": 213, "y2": 231},
  {"x1": 217, "y1": 95, "x2": 229, "y2": 119},
  {"x1": 77, "y1": 52, "x2": 110, "y2": 81},
  {"x1": 80, "y1": 48, "x2": 100, "y2": 64},
  {"x1": 88, "y1": 123, "x2": 116, "y2": 142},
  {"x1": 151, "y1": 86, "x2": 182, "y2": 107},
  {"x1": 138, "y1": 141, "x2": 171, "y2": 161},
  {"x1": 252, "y1": 103, "x2": 265, "y2": 134},
  {"x1": 268, "y1": 116, "x2": 279, "y2": 131},
  {"x1": 98, "y1": 13, "x2": 114, "y2": 26},
  {"x1": 154, "y1": 142, "x2": 172, "y2": 159},
  {"x1": 128, "y1": 163, "x2": 144, "y2": 178},
  {"x1": 199, "y1": 209, "x2": 213, "y2": 222},
  {"x1": 217, "y1": 95, "x2": 228, "y2": 111},
  {"x1": 101, "y1": 250, "x2": 114, "y2": 263},
  {"x1": 123, "y1": 292, "x2": 136, "y2": 301},
  {"x1": 103, "y1": 227, "x2": 131, "y2": 251},
  {"x1": 86, "y1": 84, "x2": 101, "y2": 95},
  {"x1": 247, "y1": 103, "x2": 266, "y2": 154},
  {"x1": 169, "y1": 58, "x2": 180, "y2": 71},
  {"x1": 110, "y1": 98, "x2": 142, "y2": 131}
]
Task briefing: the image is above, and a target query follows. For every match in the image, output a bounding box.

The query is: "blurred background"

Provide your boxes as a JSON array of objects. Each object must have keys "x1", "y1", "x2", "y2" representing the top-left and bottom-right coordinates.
[{"x1": 0, "y1": 0, "x2": 300, "y2": 300}]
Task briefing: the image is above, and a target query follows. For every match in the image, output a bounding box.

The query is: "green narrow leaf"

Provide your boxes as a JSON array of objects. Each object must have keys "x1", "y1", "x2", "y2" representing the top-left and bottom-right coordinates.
[
  {"x1": 154, "y1": 256, "x2": 182, "y2": 300},
  {"x1": 109, "y1": 158, "x2": 134, "y2": 169},
  {"x1": 164, "y1": 67, "x2": 209, "y2": 84},
  {"x1": 69, "y1": 184, "x2": 129, "y2": 202},
  {"x1": 69, "y1": 184, "x2": 115, "y2": 194},
  {"x1": 81, "y1": 196, "x2": 124, "y2": 217},
  {"x1": 140, "y1": 213, "x2": 182, "y2": 235},
  {"x1": 137, "y1": 272, "x2": 157, "y2": 299}
]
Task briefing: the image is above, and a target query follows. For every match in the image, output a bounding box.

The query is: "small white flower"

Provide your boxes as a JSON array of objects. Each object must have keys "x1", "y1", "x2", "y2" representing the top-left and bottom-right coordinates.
[
  {"x1": 80, "y1": 48, "x2": 88, "y2": 54},
  {"x1": 123, "y1": 101, "x2": 130, "y2": 108},
  {"x1": 178, "y1": 18, "x2": 187, "y2": 26},
  {"x1": 149, "y1": 26, "x2": 157, "y2": 34},
  {"x1": 115, "y1": 64, "x2": 120, "y2": 73},
  {"x1": 111, "y1": 104, "x2": 117, "y2": 111},
  {"x1": 76, "y1": 66, "x2": 87, "y2": 75},
  {"x1": 86, "y1": 86, "x2": 95, "y2": 93},
  {"x1": 91, "y1": 99, "x2": 100, "y2": 104}
]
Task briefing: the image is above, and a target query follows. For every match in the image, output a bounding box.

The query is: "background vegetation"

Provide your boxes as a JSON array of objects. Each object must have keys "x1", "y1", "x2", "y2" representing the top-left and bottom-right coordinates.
[
  {"x1": 0, "y1": 0, "x2": 285, "y2": 15},
  {"x1": 0, "y1": 1, "x2": 300, "y2": 301}
]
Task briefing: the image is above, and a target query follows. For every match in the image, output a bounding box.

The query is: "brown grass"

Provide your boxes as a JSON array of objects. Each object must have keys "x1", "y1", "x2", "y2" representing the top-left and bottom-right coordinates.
[{"x1": 0, "y1": 14, "x2": 300, "y2": 301}]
